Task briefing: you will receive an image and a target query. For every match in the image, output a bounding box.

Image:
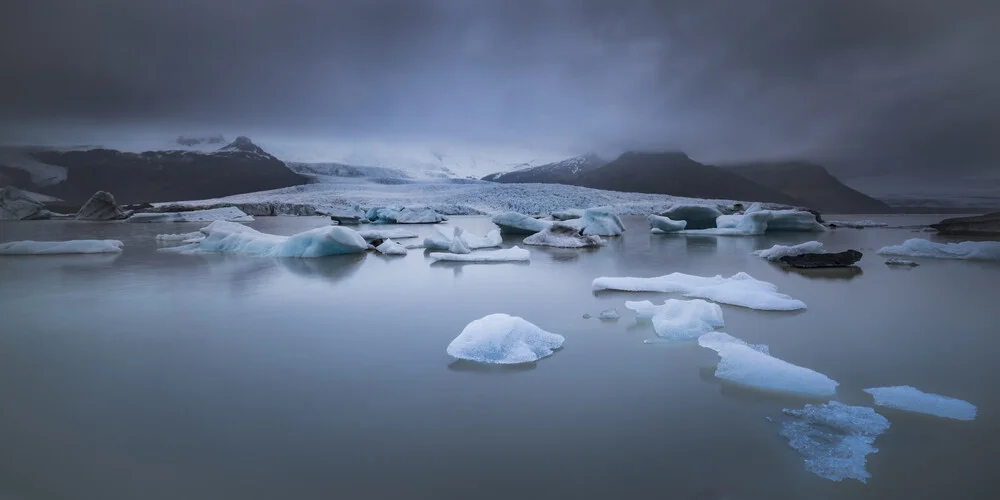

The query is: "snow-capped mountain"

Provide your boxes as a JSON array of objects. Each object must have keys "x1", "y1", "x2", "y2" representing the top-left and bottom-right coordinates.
[{"x1": 481, "y1": 153, "x2": 608, "y2": 183}]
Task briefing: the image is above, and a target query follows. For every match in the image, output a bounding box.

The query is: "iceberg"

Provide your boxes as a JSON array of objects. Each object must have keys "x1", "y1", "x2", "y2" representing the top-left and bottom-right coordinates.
[
  {"x1": 523, "y1": 222, "x2": 603, "y2": 248},
  {"x1": 877, "y1": 238, "x2": 1000, "y2": 261},
  {"x1": 162, "y1": 221, "x2": 368, "y2": 257},
  {"x1": 75, "y1": 191, "x2": 128, "y2": 220},
  {"x1": 780, "y1": 402, "x2": 890, "y2": 483},
  {"x1": 658, "y1": 204, "x2": 723, "y2": 230},
  {"x1": 155, "y1": 231, "x2": 205, "y2": 242},
  {"x1": 0, "y1": 239, "x2": 124, "y2": 255},
  {"x1": 863, "y1": 386, "x2": 977, "y2": 421},
  {"x1": 752, "y1": 241, "x2": 825, "y2": 262},
  {"x1": 446, "y1": 313, "x2": 565, "y2": 364},
  {"x1": 127, "y1": 207, "x2": 253, "y2": 223},
  {"x1": 0, "y1": 186, "x2": 49, "y2": 220},
  {"x1": 593, "y1": 272, "x2": 806, "y2": 311},
  {"x1": 328, "y1": 205, "x2": 369, "y2": 225},
  {"x1": 577, "y1": 206, "x2": 625, "y2": 237},
  {"x1": 492, "y1": 212, "x2": 552, "y2": 234},
  {"x1": 884, "y1": 258, "x2": 918, "y2": 267},
  {"x1": 366, "y1": 206, "x2": 446, "y2": 224},
  {"x1": 829, "y1": 219, "x2": 888, "y2": 228},
  {"x1": 699, "y1": 332, "x2": 838, "y2": 397},
  {"x1": 374, "y1": 238, "x2": 408, "y2": 256},
  {"x1": 447, "y1": 228, "x2": 472, "y2": 254},
  {"x1": 551, "y1": 208, "x2": 585, "y2": 220},
  {"x1": 749, "y1": 206, "x2": 826, "y2": 232},
  {"x1": 429, "y1": 246, "x2": 530, "y2": 262},
  {"x1": 357, "y1": 228, "x2": 418, "y2": 241},
  {"x1": 648, "y1": 215, "x2": 687, "y2": 233},
  {"x1": 598, "y1": 308, "x2": 620, "y2": 320},
  {"x1": 423, "y1": 226, "x2": 502, "y2": 250},
  {"x1": 627, "y1": 299, "x2": 724, "y2": 340}
]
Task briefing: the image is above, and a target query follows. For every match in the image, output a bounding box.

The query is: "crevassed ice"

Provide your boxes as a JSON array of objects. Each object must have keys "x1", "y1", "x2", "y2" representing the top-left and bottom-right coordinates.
[
  {"x1": 877, "y1": 238, "x2": 1000, "y2": 261},
  {"x1": 446, "y1": 313, "x2": 564, "y2": 364},
  {"x1": 428, "y1": 246, "x2": 530, "y2": 262},
  {"x1": 627, "y1": 299, "x2": 724, "y2": 340},
  {"x1": 127, "y1": 206, "x2": 253, "y2": 223},
  {"x1": 780, "y1": 402, "x2": 890, "y2": 483},
  {"x1": 699, "y1": 332, "x2": 837, "y2": 397},
  {"x1": 752, "y1": 241, "x2": 825, "y2": 262},
  {"x1": 864, "y1": 386, "x2": 977, "y2": 421},
  {"x1": 0, "y1": 239, "x2": 124, "y2": 255},
  {"x1": 161, "y1": 220, "x2": 368, "y2": 257},
  {"x1": 593, "y1": 272, "x2": 806, "y2": 311}
]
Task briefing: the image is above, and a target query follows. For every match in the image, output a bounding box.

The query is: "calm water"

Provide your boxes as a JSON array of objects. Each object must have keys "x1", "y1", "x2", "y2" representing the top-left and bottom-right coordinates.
[{"x1": 1, "y1": 215, "x2": 998, "y2": 500}]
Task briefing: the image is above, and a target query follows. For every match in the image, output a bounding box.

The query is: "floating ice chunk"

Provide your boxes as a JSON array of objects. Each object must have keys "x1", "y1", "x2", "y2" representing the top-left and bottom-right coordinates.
[
  {"x1": 524, "y1": 222, "x2": 603, "y2": 248},
  {"x1": 429, "y1": 246, "x2": 530, "y2": 262},
  {"x1": 163, "y1": 221, "x2": 368, "y2": 257},
  {"x1": 884, "y1": 258, "x2": 918, "y2": 267},
  {"x1": 598, "y1": 308, "x2": 620, "y2": 320},
  {"x1": 155, "y1": 231, "x2": 205, "y2": 242},
  {"x1": 365, "y1": 206, "x2": 402, "y2": 223},
  {"x1": 863, "y1": 386, "x2": 977, "y2": 421},
  {"x1": 715, "y1": 211, "x2": 773, "y2": 235},
  {"x1": 0, "y1": 186, "x2": 49, "y2": 220},
  {"x1": 762, "y1": 210, "x2": 826, "y2": 232},
  {"x1": 701, "y1": 334, "x2": 838, "y2": 397},
  {"x1": 76, "y1": 191, "x2": 128, "y2": 220},
  {"x1": 492, "y1": 212, "x2": 552, "y2": 234},
  {"x1": 357, "y1": 229, "x2": 418, "y2": 241},
  {"x1": 627, "y1": 299, "x2": 724, "y2": 340},
  {"x1": 578, "y1": 206, "x2": 625, "y2": 236},
  {"x1": 829, "y1": 219, "x2": 888, "y2": 228},
  {"x1": 366, "y1": 206, "x2": 446, "y2": 224},
  {"x1": 658, "y1": 205, "x2": 722, "y2": 230},
  {"x1": 127, "y1": 207, "x2": 253, "y2": 223},
  {"x1": 0, "y1": 239, "x2": 124, "y2": 255},
  {"x1": 551, "y1": 208, "x2": 585, "y2": 220},
  {"x1": 593, "y1": 272, "x2": 806, "y2": 311},
  {"x1": 328, "y1": 205, "x2": 369, "y2": 225},
  {"x1": 374, "y1": 238, "x2": 408, "y2": 256},
  {"x1": 697, "y1": 331, "x2": 768, "y2": 355},
  {"x1": 753, "y1": 241, "x2": 825, "y2": 262},
  {"x1": 780, "y1": 402, "x2": 890, "y2": 483},
  {"x1": 424, "y1": 226, "x2": 502, "y2": 250},
  {"x1": 877, "y1": 238, "x2": 1000, "y2": 261},
  {"x1": 648, "y1": 215, "x2": 687, "y2": 233},
  {"x1": 447, "y1": 228, "x2": 472, "y2": 254},
  {"x1": 446, "y1": 313, "x2": 564, "y2": 364}
]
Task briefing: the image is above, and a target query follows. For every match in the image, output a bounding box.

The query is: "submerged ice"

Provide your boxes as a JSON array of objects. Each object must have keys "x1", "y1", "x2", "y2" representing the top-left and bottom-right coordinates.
[
  {"x1": 162, "y1": 221, "x2": 368, "y2": 257},
  {"x1": 0, "y1": 239, "x2": 124, "y2": 255},
  {"x1": 877, "y1": 239, "x2": 1000, "y2": 261},
  {"x1": 698, "y1": 332, "x2": 838, "y2": 397},
  {"x1": 593, "y1": 272, "x2": 806, "y2": 311},
  {"x1": 446, "y1": 313, "x2": 565, "y2": 364},
  {"x1": 864, "y1": 386, "x2": 977, "y2": 421},
  {"x1": 626, "y1": 299, "x2": 724, "y2": 340},
  {"x1": 780, "y1": 402, "x2": 890, "y2": 483}
]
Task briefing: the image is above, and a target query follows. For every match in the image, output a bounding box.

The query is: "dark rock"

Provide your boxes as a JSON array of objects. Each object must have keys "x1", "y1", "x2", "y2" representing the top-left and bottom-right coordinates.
[
  {"x1": 779, "y1": 250, "x2": 863, "y2": 268},
  {"x1": 369, "y1": 238, "x2": 387, "y2": 248},
  {"x1": 76, "y1": 190, "x2": 129, "y2": 220},
  {"x1": 930, "y1": 212, "x2": 1000, "y2": 236}
]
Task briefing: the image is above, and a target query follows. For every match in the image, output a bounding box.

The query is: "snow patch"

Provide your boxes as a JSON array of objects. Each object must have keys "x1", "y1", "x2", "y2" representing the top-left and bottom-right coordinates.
[{"x1": 446, "y1": 313, "x2": 564, "y2": 364}]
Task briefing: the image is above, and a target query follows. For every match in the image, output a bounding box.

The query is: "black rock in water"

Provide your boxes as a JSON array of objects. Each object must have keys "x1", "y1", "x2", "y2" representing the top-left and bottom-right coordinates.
[
  {"x1": 76, "y1": 190, "x2": 128, "y2": 220},
  {"x1": 779, "y1": 250, "x2": 863, "y2": 268}
]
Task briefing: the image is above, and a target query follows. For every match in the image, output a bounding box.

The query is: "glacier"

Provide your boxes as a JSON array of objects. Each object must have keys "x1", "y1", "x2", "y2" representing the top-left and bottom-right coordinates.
[
  {"x1": 780, "y1": 402, "x2": 890, "y2": 483},
  {"x1": 428, "y1": 246, "x2": 530, "y2": 263},
  {"x1": 626, "y1": 299, "x2": 724, "y2": 340},
  {"x1": 523, "y1": 222, "x2": 603, "y2": 248},
  {"x1": 127, "y1": 207, "x2": 253, "y2": 223},
  {"x1": 374, "y1": 239, "x2": 408, "y2": 256},
  {"x1": 863, "y1": 386, "x2": 977, "y2": 421},
  {"x1": 423, "y1": 226, "x2": 502, "y2": 251},
  {"x1": 492, "y1": 212, "x2": 552, "y2": 234},
  {"x1": 0, "y1": 239, "x2": 124, "y2": 255},
  {"x1": 752, "y1": 241, "x2": 825, "y2": 262},
  {"x1": 446, "y1": 313, "x2": 565, "y2": 364},
  {"x1": 161, "y1": 221, "x2": 368, "y2": 257},
  {"x1": 877, "y1": 238, "x2": 1000, "y2": 261},
  {"x1": 699, "y1": 332, "x2": 838, "y2": 397},
  {"x1": 648, "y1": 215, "x2": 687, "y2": 233},
  {"x1": 593, "y1": 272, "x2": 807, "y2": 311}
]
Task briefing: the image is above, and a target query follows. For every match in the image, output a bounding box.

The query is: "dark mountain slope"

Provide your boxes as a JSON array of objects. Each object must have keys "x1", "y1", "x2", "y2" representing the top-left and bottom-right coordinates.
[{"x1": 721, "y1": 161, "x2": 891, "y2": 213}]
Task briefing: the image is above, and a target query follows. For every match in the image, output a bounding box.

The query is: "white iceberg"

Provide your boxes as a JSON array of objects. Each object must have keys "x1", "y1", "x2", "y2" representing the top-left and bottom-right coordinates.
[
  {"x1": 752, "y1": 241, "x2": 825, "y2": 262},
  {"x1": 155, "y1": 231, "x2": 205, "y2": 242},
  {"x1": 0, "y1": 239, "x2": 124, "y2": 255},
  {"x1": 577, "y1": 206, "x2": 625, "y2": 237},
  {"x1": 753, "y1": 208, "x2": 826, "y2": 232},
  {"x1": 863, "y1": 386, "x2": 977, "y2": 421},
  {"x1": 658, "y1": 204, "x2": 723, "y2": 230},
  {"x1": 627, "y1": 299, "x2": 724, "y2": 340},
  {"x1": 698, "y1": 332, "x2": 838, "y2": 397},
  {"x1": 697, "y1": 331, "x2": 768, "y2": 354},
  {"x1": 162, "y1": 221, "x2": 368, "y2": 257},
  {"x1": 447, "y1": 228, "x2": 472, "y2": 254},
  {"x1": 366, "y1": 206, "x2": 446, "y2": 224},
  {"x1": 648, "y1": 215, "x2": 687, "y2": 233},
  {"x1": 423, "y1": 226, "x2": 502, "y2": 250},
  {"x1": 492, "y1": 212, "x2": 552, "y2": 234},
  {"x1": 127, "y1": 207, "x2": 253, "y2": 223},
  {"x1": 598, "y1": 308, "x2": 620, "y2": 320},
  {"x1": 429, "y1": 246, "x2": 530, "y2": 263},
  {"x1": 877, "y1": 238, "x2": 1000, "y2": 261},
  {"x1": 523, "y1": 222, "x2": 603, "y2": 248},
  {"x1": 829, "y1": 219, "x2": 888, "y2": 228},
  {"x1": 357, "y1": 229, "x2": 418, "y2": 241},
  {"x1": 780, "y1": 402, "x2": 890, "y2": 483},
  {"x1": 593, "y1": 272, "x2": 806, "y2": 311},
  {"x1": 446, "y1": 313, "x2": 565, "y2": 364},
  {"x1": 374, "y1": 238, "x2": 408, "y2": 256},
  {"x1": 551, "y1": 208, "x2": 585, "y2": 220}
]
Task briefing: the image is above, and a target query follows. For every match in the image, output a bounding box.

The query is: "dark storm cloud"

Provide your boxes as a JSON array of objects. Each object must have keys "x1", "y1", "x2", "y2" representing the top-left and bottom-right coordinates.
[{"x1": 1, "y1": 0, "x2": 998, "y2": 173}]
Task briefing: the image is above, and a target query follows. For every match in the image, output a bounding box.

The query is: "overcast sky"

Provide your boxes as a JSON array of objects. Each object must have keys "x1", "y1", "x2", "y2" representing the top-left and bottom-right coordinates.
[{"x1": 2, "y1": 0, "x2": 998, "y2": 174}]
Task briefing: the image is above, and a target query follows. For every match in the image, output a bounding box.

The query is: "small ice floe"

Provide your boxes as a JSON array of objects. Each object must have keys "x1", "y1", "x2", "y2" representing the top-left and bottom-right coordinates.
[
  {"x1": 357, "y1": 229, "x2": 418, "y2": 241},
  {"x1": 524, "y1": 222, "x2": 603, "y2": 248},
  {"x1": 779, "y1": 402, "x2": 890, "y2": 483},
  {"x1": 423, "y1": 226, "x2": 502, "y2": 251},
  {"x1": 593, "y1": 272, "x2": 806, "y2": 311},
  {"x1": 598, "y1": 308, "x2": 620, "y2": 320},
  {"x1": 0, "y1": 239, "x2": 124, "y2": 255},
  {"x1": 446, "y1": 313, "x2": 565, "y2": 364},
  {"x1": 863, "y1": 386, "x2": 976, "y2": 421},
  {"x1": 126, "y1": 206, "x2": 253, "y2": 223},
  {"x1": 698, "y1": 332, "x2": 838, "y2": 397},
  {"x1": 428, "y1": 246, "x2": 530, "y2": 263},
  {"x1": 161, "y1": 221, "x2": 368, "y2": 257},
  {"x1": 374, "y1": 239, "x2": 408, "y2": 256},
  {"x1": 626, "y1": 299, "x2": 723, "y2": 340},
  {"x1": 648, "y1": 215, "x2": 687, "y2": 233},
  {"x1": 884, "y1": 258, "x2": 918, "y2": 267},
  {"x1": 155, "y1": 231, "x2": 205, "y2": 243},
  {"x1": 877, "y1": 238, "x2": 1000, "y2": 261},
  {"x1": 752, "y1": 241, "x2": 825, "y2": 262},
  {"x1": 491, "y1": 212, "x2": 552, "y2": 235},
  {"x1": 828, "y1": 219, "x2": 889, "y2": 228}
]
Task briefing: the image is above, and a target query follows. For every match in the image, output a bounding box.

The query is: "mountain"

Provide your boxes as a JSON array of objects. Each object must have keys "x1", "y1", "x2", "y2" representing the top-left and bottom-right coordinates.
[
  {"x1": 481, "y1": 153, "x2": 608, "y2": 183},
  {"x1": 0, "y1": 137, "x2": 307, "y2": 206},
  {"x1": 721, "y1": 162, "x2": 891, "y2": 213}
]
